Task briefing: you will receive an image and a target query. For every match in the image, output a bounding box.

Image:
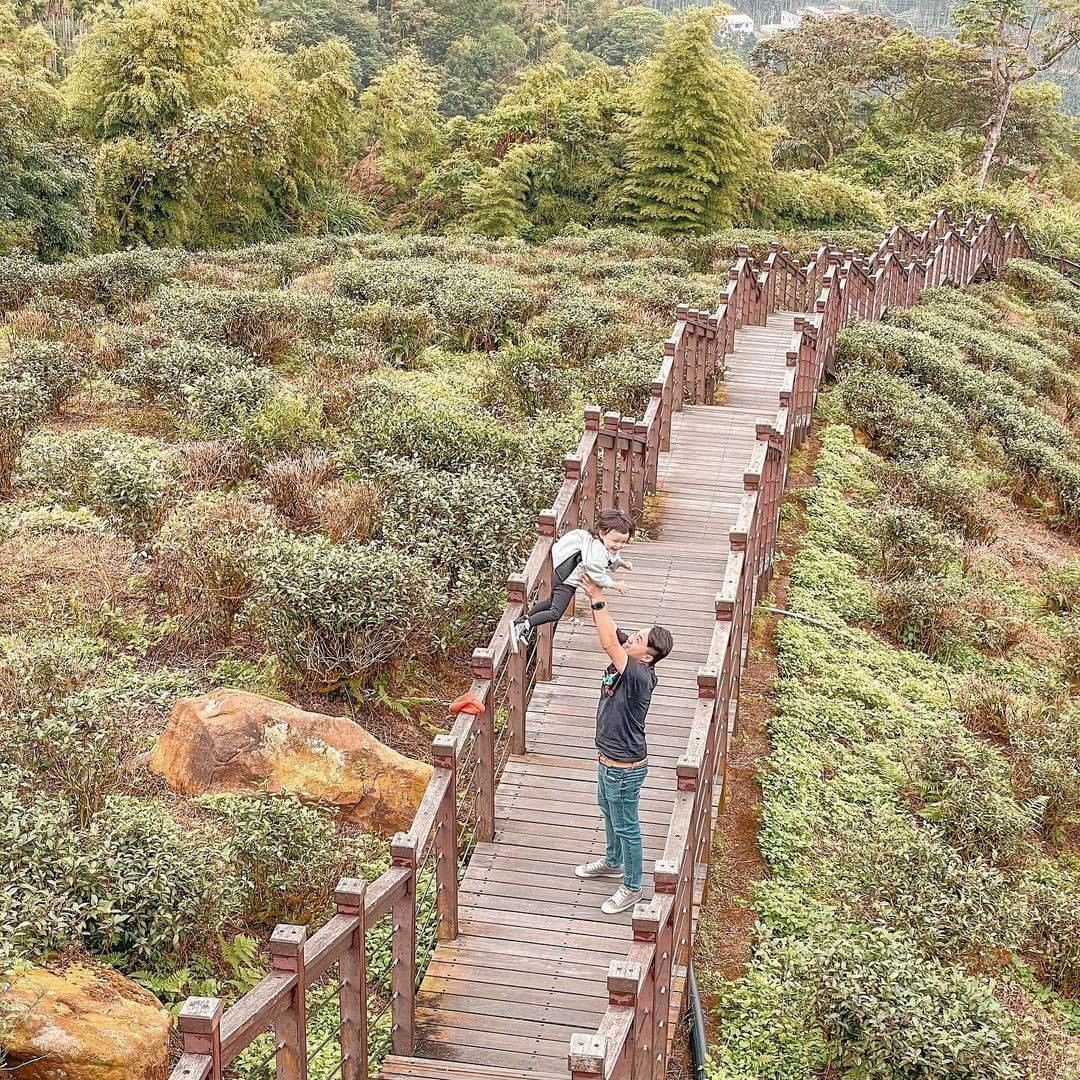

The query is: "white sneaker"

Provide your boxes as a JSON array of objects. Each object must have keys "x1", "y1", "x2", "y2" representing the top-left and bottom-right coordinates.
[
  {"x1": 601, "y1": 885, "x2": 642, "y2": 915},
  {"x1": 509, "y1": 619, "x2": 532, "y2": 655},
  {"x1": 575, "y1": 859, "x2": 623, "y2": 879}
]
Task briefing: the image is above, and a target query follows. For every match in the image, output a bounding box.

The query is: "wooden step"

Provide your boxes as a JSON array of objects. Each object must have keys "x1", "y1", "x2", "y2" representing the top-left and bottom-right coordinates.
[{"x1": 380, "y1": 1055, "x2": 565, "y2": 1080}]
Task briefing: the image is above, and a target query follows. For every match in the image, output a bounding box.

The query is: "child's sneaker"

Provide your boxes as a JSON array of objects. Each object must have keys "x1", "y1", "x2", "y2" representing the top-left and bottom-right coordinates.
[
  {"x1": 601, "y1": 885, "x2": 642, "y2": 914},
  {"x1": 509, "y1": 618, "x2": 532, "y2": 655}
]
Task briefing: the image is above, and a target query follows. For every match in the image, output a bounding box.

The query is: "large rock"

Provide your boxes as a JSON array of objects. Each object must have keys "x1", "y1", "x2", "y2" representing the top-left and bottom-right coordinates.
[
  {"x1": 1, "y1": 962, "x2": 169, "y2": 1080},
  {"x1": 151, "y1": 690, "x2": 432, "y2": 834}
]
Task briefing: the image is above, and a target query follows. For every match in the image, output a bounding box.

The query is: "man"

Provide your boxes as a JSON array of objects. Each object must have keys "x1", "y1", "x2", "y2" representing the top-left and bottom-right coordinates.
[{"x1": 574, "y1": 572, "x2": 673, "y2": 914}]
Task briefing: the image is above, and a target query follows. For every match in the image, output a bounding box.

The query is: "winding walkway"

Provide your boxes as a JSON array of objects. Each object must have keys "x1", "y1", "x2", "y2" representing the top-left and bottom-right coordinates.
[{"x1": 380, "y1": 312, "x2": 798, "y2": 1080}]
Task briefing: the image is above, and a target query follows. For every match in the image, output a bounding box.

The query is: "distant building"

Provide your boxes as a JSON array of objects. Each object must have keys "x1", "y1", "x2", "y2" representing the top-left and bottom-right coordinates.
[
  {"x1": 778, "y1": 3, "x2": 857, "y2": 27},
  {"x1": 724, "y1": 11, "x2": 756, "y2": 32}
]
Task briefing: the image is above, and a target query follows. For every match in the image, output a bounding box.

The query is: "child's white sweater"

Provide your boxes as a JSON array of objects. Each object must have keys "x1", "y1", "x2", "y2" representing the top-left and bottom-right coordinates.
[{"x1": 551, "y1": 528, "x2": 625, "y2": 589}]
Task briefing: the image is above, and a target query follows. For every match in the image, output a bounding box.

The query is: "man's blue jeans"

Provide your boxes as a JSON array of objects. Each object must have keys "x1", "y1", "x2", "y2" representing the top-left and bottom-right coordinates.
[{"x1": 597, "y1": 761, "x2": 649, "y2": 892}]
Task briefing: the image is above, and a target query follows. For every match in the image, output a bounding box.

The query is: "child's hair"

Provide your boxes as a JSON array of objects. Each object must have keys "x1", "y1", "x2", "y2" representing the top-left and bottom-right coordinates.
[{"x1": 595, "y1": 509, "x2": 636, "y2": 538}]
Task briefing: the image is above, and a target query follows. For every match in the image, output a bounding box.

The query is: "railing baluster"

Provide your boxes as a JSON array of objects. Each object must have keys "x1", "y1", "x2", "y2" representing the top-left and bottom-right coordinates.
[
  {"x1": 432, "y1": 735, "x2": 459, "y2": 941},
  {"x1": 270, "y1": 925, "x2": 307, "y2": 1080},
  {"x1": 336, "y1": 880, "x2": 368, "y2": 1080},
  {"x1": 389, "y1": 835, "x2": 417, "y2": 1056}
]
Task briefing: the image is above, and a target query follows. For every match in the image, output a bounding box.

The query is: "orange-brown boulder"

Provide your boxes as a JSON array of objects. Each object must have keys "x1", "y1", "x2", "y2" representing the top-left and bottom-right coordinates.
[
  {"x1": 0, "y1": 962, "x2": 170, "y2": 1080},
  {"x1": 150, "y1": 690, "x2": 432, "y2": 834}
]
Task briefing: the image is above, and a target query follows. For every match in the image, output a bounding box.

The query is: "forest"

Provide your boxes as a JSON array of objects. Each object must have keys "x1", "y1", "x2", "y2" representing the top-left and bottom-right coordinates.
[{"x1": 0, "y1": 0, "x2": 1079, "y2": 1076}]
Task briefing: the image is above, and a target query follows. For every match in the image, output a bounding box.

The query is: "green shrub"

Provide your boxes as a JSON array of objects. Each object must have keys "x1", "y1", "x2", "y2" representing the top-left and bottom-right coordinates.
[
  {"x1": 179, "y1": 363, "x2": 276, "y2": 436},
  {"x1": 430, "y1": 265, "x2": 538, "y2": 351},
  {"x1": 580, "y1": 346, "x2": 661, "y2": 417},
  {"x1": 0, "y1": 775, "x2": 229, "y2": 969},
  {"x1": 350, "y1": 379, "x2": 526, "y2": 472},
  {"x1": 238, "y1": 388, "x2": 329, "y2": 461},
  {"x1": 247, "y1": 534, "x2": 436, "y2": 690},
  {"x1": 1009, "y1": 703, "x2": 1080, "y2": 837},
  {"x1": 877, "y1": 506, "x2": 962, "y2": 581},
  {"x1": 355, "y1": 301, "x2": 433, "y2": 367},
  {"x1": 485, "y1": 339, "x2": 573, "y2": 416},
  {"x1": 884, "y1": 458, "x2": 993, "y2": 543},
  {"x1": 331, "y1": 257, "x2": 449, "y2": 304},
  {"x1": 1043, "y1": 559, "x2": 1080, "y2": 614},
  {"x1": 17, "y1": 430, "x2": 181, "y2": 537},
  {"x1": 198, "y1": 793, "x2": 359, "y2": 928},
  {"x1": 831, "y1": 358, "x2": 966, "y2": 464},
  {"x1": 1004, "y1": 259, "x2": 1080, "y2": 305},
  {"x1": 748, "y1": 167, "x2": 888, "y2": 231},
  {"x1": 528, "y1": 291, "x2": 628, "y2": 362},
  {"x1": 114, "y1": 337, "x2": 251, "y2": 403},
  {"x1": 0, "y1": 249, "x2": 188, "y2": 311},
  {"x1": 910, "y1": 729, "x2": 1037, "y2": 865},
  {"x1": 371, "y1": 459, "x2": 536, "y2": 642},
  {"x1": 154, "y1": 492, "x2": 283, "y2": 641},
  {"x1": 0, "y1": 341, "x2": 85, "y2": 494},
  {"x1": 155, "y1": 285, "x2": 356, "y2": 362},
  {"x1": 812, "y1": 924, "x2": 1022, "y2": 1080}
]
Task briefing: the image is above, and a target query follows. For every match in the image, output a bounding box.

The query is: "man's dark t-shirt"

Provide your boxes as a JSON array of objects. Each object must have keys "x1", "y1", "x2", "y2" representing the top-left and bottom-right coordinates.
[{"x1": 595, "y1": 641, "x2": 657, "y2": 762}]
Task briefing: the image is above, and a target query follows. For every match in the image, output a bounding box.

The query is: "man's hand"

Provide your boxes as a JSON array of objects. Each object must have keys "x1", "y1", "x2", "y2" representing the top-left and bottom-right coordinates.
[{"x1": 580, "y1": 573, "x2": 604, "y2": 602}]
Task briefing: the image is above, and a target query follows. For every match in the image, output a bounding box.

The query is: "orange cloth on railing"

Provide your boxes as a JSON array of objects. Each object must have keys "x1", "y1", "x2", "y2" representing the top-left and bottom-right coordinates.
[{"x1": 449, "y1": 692, "x2": 485, "y2": 716}]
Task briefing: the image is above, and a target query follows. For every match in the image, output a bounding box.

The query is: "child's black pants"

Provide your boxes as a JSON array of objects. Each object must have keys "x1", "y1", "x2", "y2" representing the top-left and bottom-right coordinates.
[{"x1": 526, "y1": 583, "x2": 576, "y2": 627}]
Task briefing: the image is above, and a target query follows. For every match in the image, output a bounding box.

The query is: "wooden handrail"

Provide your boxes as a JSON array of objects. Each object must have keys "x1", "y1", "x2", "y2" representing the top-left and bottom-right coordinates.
[{"x1": 167, "y1": 210, "x2": 1038, "y2": 1080}]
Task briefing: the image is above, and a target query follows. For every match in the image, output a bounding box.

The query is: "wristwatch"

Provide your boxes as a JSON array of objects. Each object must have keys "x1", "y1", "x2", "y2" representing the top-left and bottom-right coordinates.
[{"x1": 591, "y1": 600, "x2": 606, "y2": 610}]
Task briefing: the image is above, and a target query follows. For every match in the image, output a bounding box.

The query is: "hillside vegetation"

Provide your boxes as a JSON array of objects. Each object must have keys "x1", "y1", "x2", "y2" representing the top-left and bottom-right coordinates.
[{"x1": 704, "y1": 264, "x2": 1080, "y2": 1078}]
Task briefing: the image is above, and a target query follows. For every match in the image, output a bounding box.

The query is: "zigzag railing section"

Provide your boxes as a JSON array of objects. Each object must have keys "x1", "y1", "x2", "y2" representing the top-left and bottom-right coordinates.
[{"x1": 167, "y1": 210, "x2": 1033, "y2": 1080}]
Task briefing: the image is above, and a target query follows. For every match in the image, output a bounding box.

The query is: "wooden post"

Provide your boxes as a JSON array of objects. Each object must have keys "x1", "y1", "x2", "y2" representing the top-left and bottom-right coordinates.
[
  {"x1": 601, "y1": 412, "x2": 619, "y2": 510},
  {"x1": 432, "y1": 734, "x2": 459, "y2": 941},
  {"x1": 633, "y1": 905, "x2": 661, "y2": 1080},
  {"x1": 177, "y1": 998, "x2": 223, "y2": 1080},
  {"x1": 390, "y1": 834, "x2": 417, "y2": 1056},
  {"x1": 471, "y1": 648, "x2": 495, "y2": 843},
  {"x1": 270, "y1": 925, "x2": 308, "y2": 1080},
  {"x1": 618, "y1": 416, "x2": 635, "y2": 516},
  {"x1": 336, "y1": 879, "x2": 368, "y2": 1080},
  {"x1": 570, "y1": 1033, "x2": 606, "y2": 1080},
  {"x1": 564, "y1": 453, "x2": 582, "y2": 531},
  {"x1": 506, "y1": 574, "x2": 527, "y2": 755},
  {"x1": 582, "y1": 407, "x2": 601, "y2": 531},
  {"x1": 536, "y1": 510, "x2": 557, "y2": 682},
  {"x1": 608, "y1": 961, "x2": 640, "y2": 1080},
  {"x1": 647, "y1": 379, "x2": 663, "y2": 489},
  {"x1": 632, "y1": 418, "x2": 648, "y2": 516}
]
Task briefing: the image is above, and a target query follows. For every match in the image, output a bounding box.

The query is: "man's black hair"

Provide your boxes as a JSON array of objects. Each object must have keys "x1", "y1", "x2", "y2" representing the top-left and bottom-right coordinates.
[{"x1": 647, "y1": 626, "x2": 673, "y2": 664}]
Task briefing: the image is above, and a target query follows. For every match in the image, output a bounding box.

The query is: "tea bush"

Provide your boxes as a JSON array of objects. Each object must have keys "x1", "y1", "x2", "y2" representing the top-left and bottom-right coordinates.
[
  {"x1": 527, "y1": 290, "x2": 629, "y2": 362},
  {"x1": 1043, "y1": 559, "x2": 1080, "y2": 614},
  {"x1": 876, "y1": 505, "x2": 962, "y2": 581},
  {"x1": 350, "y1": 378, "x2": 527, "y2": 473},
  {"x1": 17, "y1": 429, "x2": 181, "y2": 537},
  {"x1": 113, "y1": 337, "x2": 251, "y2": 403},
  {"x1": 247, "y1": 534, "x2": 436, "y2": 690},
  {"x1": 430, "y1": 264, "x2": 538, "y2": 351},
  {"x1": 0, "y1": 774, "x2": 230, "y2": 970},
  {"x1": 155, "y1": 285, "x2": 359, "y2": 362},
  {"x1": 0, "y1": 249, "x2": 188, "y2": 312},
  {"x1": 371, "y1": 459, "x2": 536, "y2": 641},
  {"x1": 198, "y1": 793, "x2": 361, "y2": 928},
  {"x1": 154, "y1": 492, "x2": 283, "y2": 641}
]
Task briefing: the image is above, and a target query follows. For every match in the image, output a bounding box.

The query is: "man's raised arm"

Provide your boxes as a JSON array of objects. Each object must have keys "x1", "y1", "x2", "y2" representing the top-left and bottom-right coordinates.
[{"x1": 580, "y1": 573, "x2": 629, "y2": 673}]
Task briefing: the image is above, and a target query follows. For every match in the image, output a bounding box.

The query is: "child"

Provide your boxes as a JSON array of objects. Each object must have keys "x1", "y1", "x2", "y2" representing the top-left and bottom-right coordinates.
[{"x1": 510, "y1": 509, "x2": 635, "y2": 653}]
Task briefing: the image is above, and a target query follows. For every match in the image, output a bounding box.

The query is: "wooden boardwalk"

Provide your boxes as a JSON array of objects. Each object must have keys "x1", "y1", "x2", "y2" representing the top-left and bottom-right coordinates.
[{"x1": 393, "y1": 313, "x2": 799, "y2": 1079}]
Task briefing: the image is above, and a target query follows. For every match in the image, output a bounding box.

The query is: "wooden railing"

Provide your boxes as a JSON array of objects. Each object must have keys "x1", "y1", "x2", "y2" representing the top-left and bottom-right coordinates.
[
  {"x1": 1035, "y1": 251, "x2": 1080, "y2": 285},
  {"x1": 167, "y1": 209, "x2": 1033, "y2": 1080}
]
